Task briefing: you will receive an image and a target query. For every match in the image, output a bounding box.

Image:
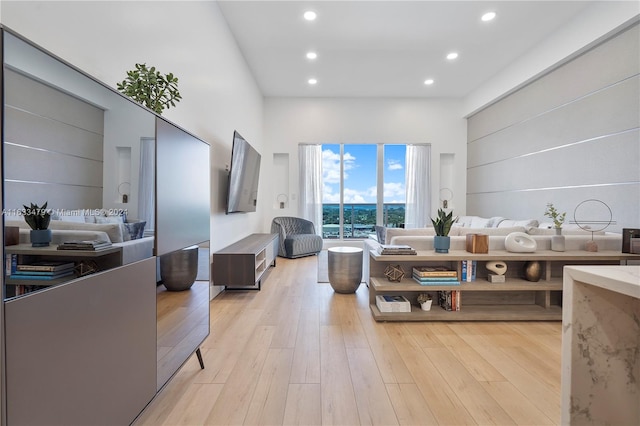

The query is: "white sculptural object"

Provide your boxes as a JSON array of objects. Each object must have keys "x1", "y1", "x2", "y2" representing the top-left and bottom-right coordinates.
[
  {"x1": 486, "y1": 261, "x2": 507, "y2": 275},
  {"x1": 505, "y1": 232, "x2": 537, "y2": 253}
]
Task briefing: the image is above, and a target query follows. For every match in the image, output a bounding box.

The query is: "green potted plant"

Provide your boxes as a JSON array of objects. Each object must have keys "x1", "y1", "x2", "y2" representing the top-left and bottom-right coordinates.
[
  {"x1": 22, "y1": 202, "x2": 52, "y2": 247},
  {"x1": 431, "y1": 208, "x2": 456, "y2": 253},
  {"x1": 417, "y1": 293, "x2": 433, "y2": 311},
  {"x1": 544, "y1": 202, "x2": 566, "y2": 235},
  {"x1": 545, "y1": 202, "x2": 567, "y2": 252},
  {"x1": 116, "y1": 63, "x2": 182, "y2": 114}
]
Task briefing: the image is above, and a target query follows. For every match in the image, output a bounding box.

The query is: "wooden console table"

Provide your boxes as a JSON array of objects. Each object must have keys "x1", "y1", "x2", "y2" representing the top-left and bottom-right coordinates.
[
  {"x1": 5, "y1": 243, "x2": 123, "y2": 298},
  {"x1": 368, "y1": 249, "x2": 639, "y2": 321},
  {"x1": 211, "y1": 233, "x2": 278, "y2": 290}
]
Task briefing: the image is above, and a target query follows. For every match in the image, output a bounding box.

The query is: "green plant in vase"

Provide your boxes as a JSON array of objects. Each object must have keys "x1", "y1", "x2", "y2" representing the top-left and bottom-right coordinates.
[
  {"x1": 544, "y1": 202, "x2": 566, "y2": 233},
  {"x1": 431, "y1": 208, "x2": 456, "y2": 253},
  {"x1": 545, "y1": 202, "x2": 567, "y2": 251},
  {"x1": 23, "y1": 201, "x2": 52, "y2": 247}
]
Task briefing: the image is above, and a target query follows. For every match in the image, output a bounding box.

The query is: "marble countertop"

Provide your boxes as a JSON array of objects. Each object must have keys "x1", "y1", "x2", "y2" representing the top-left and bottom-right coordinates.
[
  {"x1": 563, "y1": 265, "x2": 640, "y2": 299},
  {"x1": 561, "y1": 264, "x2": 640, "y2": 425}
]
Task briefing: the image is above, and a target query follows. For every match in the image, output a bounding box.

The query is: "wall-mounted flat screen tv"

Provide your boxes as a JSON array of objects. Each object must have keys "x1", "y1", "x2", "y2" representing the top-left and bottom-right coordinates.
[{"x1": 226, "y1": 131, "x2": 261, "y2": 214}]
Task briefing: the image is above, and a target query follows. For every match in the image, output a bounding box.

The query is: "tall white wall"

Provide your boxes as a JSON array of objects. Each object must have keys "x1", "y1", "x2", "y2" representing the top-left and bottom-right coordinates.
[
  {"x1": 1, "y1": 1, "x2": 265, "y2": 297},
  {"x1": 262, "y1": 97, "x2": 467, "y2": 229}
]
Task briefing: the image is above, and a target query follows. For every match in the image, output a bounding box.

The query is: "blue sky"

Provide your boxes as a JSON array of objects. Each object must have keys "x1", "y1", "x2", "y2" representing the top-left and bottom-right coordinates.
[{"x1": 322, "y1": 144, "x2": 406, "y2": 203}]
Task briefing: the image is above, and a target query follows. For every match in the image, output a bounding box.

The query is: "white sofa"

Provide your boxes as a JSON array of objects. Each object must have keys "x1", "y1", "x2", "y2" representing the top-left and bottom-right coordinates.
[
  {"x1": 6, "y1": 211, "x2": 153, "y2": 265},
  {"x1": 364, "y1": 215, "x2": 623, "y2": 285}
]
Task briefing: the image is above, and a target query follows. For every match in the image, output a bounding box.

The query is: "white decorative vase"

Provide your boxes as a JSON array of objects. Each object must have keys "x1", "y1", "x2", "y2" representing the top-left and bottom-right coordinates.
[
  {"x1": 551, "y1": 227, "x2": 565, "y2": 252},
  {"x1": 420, "y1": 300, "x2": 433, "y2": 311}
]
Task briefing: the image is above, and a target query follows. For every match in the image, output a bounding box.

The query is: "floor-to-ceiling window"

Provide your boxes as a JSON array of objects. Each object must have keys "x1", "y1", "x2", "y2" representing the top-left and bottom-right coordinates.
[{"x1": 321, "y1": 144, "x2": 406, "y2": 239}]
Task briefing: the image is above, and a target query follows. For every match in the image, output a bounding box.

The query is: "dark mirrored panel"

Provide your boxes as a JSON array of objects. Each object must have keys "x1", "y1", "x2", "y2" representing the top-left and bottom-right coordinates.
[
  {"x1": 155, "y1": 117, "x2": 210, "y2": 390},
  {"x1": 3, "y1": 31, "x2": 156, "y2": 299},
  {"x1": 2, "y1": 27, "x2": 210, "y2": 408}
]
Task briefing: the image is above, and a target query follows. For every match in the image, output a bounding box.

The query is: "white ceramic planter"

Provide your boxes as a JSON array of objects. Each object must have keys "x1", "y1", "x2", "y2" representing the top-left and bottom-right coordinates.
[{"x1": 420, "y1": 300, "x2": 433, "y2": 311}]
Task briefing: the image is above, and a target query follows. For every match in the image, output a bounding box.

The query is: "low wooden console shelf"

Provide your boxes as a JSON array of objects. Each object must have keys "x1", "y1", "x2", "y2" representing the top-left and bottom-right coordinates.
[
  {"x1": 5, "y1": 243, "x2": 123, "y2": 299},
  {"x1": 369, "y1": 249, "x2": 639, "y2": 321},
  {"x1": 212, "y1": 233, "x2": 278, "y2": 290}
]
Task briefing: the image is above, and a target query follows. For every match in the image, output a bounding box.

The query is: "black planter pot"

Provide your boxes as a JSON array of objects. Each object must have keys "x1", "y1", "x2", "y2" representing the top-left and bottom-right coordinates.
[
  {"x1": 159, "y1": 245, "x2": 199, "y2": 291},
  {"x1": 30, "y1": 229, "x2": 52, "y2": 247}
]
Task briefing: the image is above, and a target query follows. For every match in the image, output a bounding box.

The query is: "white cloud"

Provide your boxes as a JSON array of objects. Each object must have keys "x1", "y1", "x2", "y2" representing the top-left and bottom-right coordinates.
[
  {"x1": 343, "y1": 187, "x2": 367, "y2": 203},
  {"x1": 322, "y1": 181, "x2": 339, "y2": 203},
  {"x1": 387, "y1": 159, "x2": 403, "y2": 171},
  {"x1": 323, "y1": 148, "x2": 358, "y2": 184},
  {"x1": 321, "y1": 147, "x2": 405, "y2": 204},
  {"x1": 322, "y1": 149, "x2": 341, "y2": 184},
  {"x1": 384, "y1": 182, "x2": 405, "y2": 199}
]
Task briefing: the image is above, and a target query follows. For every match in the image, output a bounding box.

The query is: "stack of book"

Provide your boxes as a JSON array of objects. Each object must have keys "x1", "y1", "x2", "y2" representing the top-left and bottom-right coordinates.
[
  {"x1": 10, "y1": 261, "x2": 75, "y2": 281},
  {"x1": 438, "y1": 290, "x2": 461, "y2": 311},
  {"x1": 412, "y1": 266, "x2": 460, "y2": 285},
  {"x1": 57, "y1": 239, "x2": 112, "y2": 251},
  {"x1": 377, "y1": 244, "x2": 417, "y2": 255}
]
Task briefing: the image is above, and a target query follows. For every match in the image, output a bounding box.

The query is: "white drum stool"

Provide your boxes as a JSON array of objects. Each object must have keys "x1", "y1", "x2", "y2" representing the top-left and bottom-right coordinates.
[{"x1": 328, "y1": 247, "x2": 363, "y2": 293}]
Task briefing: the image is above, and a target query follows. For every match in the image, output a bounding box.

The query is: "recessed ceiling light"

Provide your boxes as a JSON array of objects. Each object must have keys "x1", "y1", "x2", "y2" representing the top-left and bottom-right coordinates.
[
  {"x1": 308, "y1": 78, "x2": 317, "y2": 85},
  {"x1": 481, "y1": 11, "x2": 497, "y2": 22},
  {"x1": 306, "y1": 51, "x2": 318, "y2": 60},
  {"x1": 303, "y1": 11, "x2": 317, "y2": 21},
  {"x1": 424, "y1": 79, "x2": 434, "y2": 85},
  {"x1": 446, "y1": 52, "x2": 459, "y2": 60}
]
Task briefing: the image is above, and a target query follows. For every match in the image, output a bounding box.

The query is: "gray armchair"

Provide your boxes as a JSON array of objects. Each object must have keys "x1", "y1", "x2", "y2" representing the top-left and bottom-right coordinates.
[{"x1": 271, "y1": 217, "x2": 323, "y2": 258}]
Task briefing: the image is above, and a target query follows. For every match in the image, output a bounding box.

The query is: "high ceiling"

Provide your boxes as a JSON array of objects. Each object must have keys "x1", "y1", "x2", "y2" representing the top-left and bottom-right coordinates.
[{"x1": 217, "y1": 0, "x2": 597, "y2": 98}]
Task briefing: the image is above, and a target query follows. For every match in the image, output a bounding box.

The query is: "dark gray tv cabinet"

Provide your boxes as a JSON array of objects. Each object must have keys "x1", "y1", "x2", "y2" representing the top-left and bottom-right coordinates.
[{"x1": 212, "y1": 233, "x2": 278, "y2": 290}]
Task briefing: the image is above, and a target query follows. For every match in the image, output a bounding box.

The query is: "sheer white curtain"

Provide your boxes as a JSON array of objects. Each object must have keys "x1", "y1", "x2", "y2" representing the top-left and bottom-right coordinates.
[
  {"x1": 138, "y1": 137, "x2": 155, "y2": 234},
  {"x1": 404, "y1": 144, "x2": 431, "y2": 228},
  {"x1": 298, "y1": 144, "x2": 323, "y2": 234}
]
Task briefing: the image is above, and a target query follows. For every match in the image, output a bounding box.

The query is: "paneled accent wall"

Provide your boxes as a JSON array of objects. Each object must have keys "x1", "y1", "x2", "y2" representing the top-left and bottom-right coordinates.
[
  {"x1": 3, "y1": 68, "x2": 104, "y2": 211},
  {"x1": 467, "y1": 23, "x2": 639, "y2": 232}
]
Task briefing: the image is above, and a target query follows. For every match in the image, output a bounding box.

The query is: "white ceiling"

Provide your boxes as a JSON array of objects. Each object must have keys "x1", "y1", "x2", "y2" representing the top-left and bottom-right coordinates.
[{"x1": 217, "y1": 0, "x2": 598, "y2": 99}]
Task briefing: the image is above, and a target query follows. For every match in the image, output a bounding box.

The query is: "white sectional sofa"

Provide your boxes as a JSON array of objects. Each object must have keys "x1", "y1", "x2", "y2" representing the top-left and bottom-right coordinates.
[
  {"x1": 364, "y1": 215, "x2": 623, "y2": 285},
  {"x1": 6, "y1": 209, "x2": 153, "y2": 265}
]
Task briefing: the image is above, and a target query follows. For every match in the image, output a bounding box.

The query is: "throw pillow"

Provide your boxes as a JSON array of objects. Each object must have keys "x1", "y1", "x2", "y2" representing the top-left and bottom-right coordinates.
[{"x1": 123, "y1": 221, "x2": 146, "y2": 240}]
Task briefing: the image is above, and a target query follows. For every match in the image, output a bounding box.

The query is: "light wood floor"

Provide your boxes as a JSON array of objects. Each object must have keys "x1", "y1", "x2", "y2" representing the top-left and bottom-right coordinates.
[{"x1": 134, "y1": 255, "x2": 562, "y2": 425}]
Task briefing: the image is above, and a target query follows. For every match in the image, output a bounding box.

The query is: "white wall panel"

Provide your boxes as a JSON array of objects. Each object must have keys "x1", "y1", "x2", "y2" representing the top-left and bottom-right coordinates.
[
  {"x1": 468, "y1": 22, "x2": 640, "y2": 140},
  {"x1": 4, "y1": 68, "x2": 104, "y2": 210},
  {"x1": 468, "y1": 130, "x2": 639, "y2": 193},
  {"x1": 4, "y1": 144, "x2": 102, "y2": 187},
  {"x1": 468, "y1": 76, "x2": 639, "y2": 168},
  {"x1": 4, "y1": 108, "x2": 103, "y2": 160},
  {"x1": 4, "y1": 68, "x2": 104, "y2": 134},
  {"x1": 467, "y1": 23, "x2": 639, "y2": 233},
  {"x1": 4, "y1": 182, "x2": 103, "y2": 210}
]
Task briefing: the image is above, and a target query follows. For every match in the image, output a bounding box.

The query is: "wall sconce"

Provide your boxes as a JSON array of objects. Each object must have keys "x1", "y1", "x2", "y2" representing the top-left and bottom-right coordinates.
[
  {"x1": 118, "y1": 182, "x2": 130, "y2": 204},
  {"x1": 439, "y1": 188, "x2": 453, "y2": 209},
  {"x1": 277, "y1": 193, "x2": 288, "y2": 209}
]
